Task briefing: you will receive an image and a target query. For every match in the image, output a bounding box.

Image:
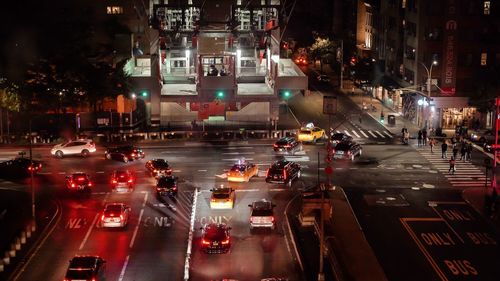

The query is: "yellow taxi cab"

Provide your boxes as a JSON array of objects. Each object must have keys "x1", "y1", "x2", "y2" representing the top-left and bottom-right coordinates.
[
  {"x1": 210, "y1": 186, "x2": 235, "y2": 209},
  {"x1": 297, "y1": 123, "x2": 326, "y2": 143},
  {"x1": 227, "y1": 161, "x2": 259, "y2": 182}
]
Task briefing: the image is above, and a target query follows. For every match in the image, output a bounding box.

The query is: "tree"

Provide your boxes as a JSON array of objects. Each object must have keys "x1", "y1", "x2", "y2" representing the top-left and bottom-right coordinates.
[{"x1": 309, "y1": 37, "x2": 336, "y2": 72}]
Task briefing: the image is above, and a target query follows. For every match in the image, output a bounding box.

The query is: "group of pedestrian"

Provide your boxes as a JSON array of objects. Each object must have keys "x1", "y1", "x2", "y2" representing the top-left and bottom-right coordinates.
[
  {"x1": 440, "y1": 136, "x2": 474, "y2": 174},
  {"x1": 417, "y1": 129, "x2": 428, "y2": 147}
]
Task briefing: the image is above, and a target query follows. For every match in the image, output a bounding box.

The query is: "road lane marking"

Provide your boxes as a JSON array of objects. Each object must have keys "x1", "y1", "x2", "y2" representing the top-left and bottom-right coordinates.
[
  {"x1": 222, "y1": 152, "x2": 255, "y2": 155},
  {"x1": 79, "y1": 213, "x2": 99, "y2": 250},
  {"x1": 129, "y1": 209, "x2": 144, "y2": 248},
  {"x1": 336, "y1": 130, "x2": 341, "y2": 134},
  {"x1": 142, "y1": 192, "x2": 148, "y2": 208},
  {"x1": 173, "y1": 169, "x2": 182, "y2": 172},
  {"x1": 197, "y1": 169, "x2": 207, "y2": 172},
  {"x1": 375, "y1": 131, "x2": 386, "y2": 138},
  {"x1": 118, "y1": 255, "x2": 130, "y2": 281},
  {"x1": 368, "y1": 130, "x2": 378, "y2": 138},
  {"x1": 102, "y1": 192, "x2": 110, "y2": 206},
  {"x1": 384, "y1": 131, "x2": 393, "y2": 138},
  {"x1": 58, "y1": 172, "x2": 66, "y2": 175},
  {"x1": 222, "y1": 158, "x2": 254, "y2": 161},
  {"x1": 359, "y1": 130, "x2": 369, "y2": 138},
  {"x1": 184, "y1": 188, "x2": 199, "y2": 281},
  {"x1": 351, "y1": 130, "x2": 360, "y2": 138},
  {"x1": 224, "y1": 147, "x2": 254, "y2": 150},
  {"x1": 96, "y1": 171, "x2": 105, "y2": 174},
  {"x1": 344, "y1": 130, "x2": 352, "y2": 136},
  {"x1": 38, "y1": 172, "x2": 51, "y2": 175}
]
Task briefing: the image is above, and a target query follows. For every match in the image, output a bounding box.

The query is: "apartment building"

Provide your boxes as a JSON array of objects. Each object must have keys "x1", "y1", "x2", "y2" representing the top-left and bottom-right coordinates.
[{"x1": 373, "y1": 0, "x2": 500, "y2": 129}]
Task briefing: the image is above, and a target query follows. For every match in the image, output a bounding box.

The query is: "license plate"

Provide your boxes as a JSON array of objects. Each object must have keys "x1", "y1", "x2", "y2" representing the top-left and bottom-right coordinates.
[
  {"x1": 336, "y1": 151, "x2": 344, "y2": 155},
  {"x1": 278, "y1": 148, "x2": 283, "y2": 151},
  {"x1": 213, "y1": 242, "x2": 218, "y2": 246}
]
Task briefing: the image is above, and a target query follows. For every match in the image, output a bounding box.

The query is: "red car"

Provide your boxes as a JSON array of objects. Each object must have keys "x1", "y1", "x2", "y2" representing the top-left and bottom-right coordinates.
[
  {"x1": 201, "y1": 223, "x2": 232, "y2": 254},
  {"x1": 66, "y1": 173, "x2": 93, "y2": 192},
  {"x1": 110, "y1": 170, "x2": 135, "y2": 193}
]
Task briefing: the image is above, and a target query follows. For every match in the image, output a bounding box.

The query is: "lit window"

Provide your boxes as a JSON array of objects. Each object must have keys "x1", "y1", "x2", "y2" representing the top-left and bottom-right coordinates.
[
  {"x1": 481, "y1": 53, "x2": 487, "y2": 65},
  {"x1": 484, "y1": 1, "x2": 490, "y2": 15},
  {"x1": 107, "y1": 6, "x2": 124, "y2": 15}
]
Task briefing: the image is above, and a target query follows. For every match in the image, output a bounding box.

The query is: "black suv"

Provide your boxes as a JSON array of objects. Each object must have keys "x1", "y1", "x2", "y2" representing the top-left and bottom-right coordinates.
[
  {"x1": 156, "y1": 175, "x2": 178, "y2": 197},
  {"x1": 64, "y1": 255, "x2": 106, "y2": 281},
  {"x1": 330, "y1": 133, "x2": 353, "y2": 144},
  {"x1": 265, "y1": 160, "x2": 301, "y2": 186},
  {"x1": 104, "y1": 145, "x2": 145, "y2": 162},
  {"x1": 273, "y1": 137, "x2": 302, "y2": 155}
]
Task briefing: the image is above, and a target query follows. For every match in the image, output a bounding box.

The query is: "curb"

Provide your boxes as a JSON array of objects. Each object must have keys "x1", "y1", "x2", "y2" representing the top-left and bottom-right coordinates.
[
  {"x1": 8, "y1": 199, "x2": 62, "y2": 281},
  {"x1": 283, "y1": 194, "x2": 305, "y2": 275}
]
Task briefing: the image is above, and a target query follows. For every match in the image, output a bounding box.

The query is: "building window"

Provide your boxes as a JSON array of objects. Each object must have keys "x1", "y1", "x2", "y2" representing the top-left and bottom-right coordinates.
[
  {"x1": 484, "y1": 1, "x2": 491, "y2": 15},
  {"x1": 481, "y1": 53, "x2": 488, "y2": 65},
  {"x1": 107, "y1": 6, "x2": 123, "y2": 15}
]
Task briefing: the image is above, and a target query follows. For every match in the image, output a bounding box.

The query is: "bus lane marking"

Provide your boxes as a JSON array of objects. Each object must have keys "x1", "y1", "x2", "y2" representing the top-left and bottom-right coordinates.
[
  {"x1": 400, "y1": 217, "x2": 449, "y2": 281},
  {"x1": 130, "y1": 192, "x2": 148, "y2": 248},
  {"x1": 118, "y1": 254, "x2": 130, "y2": 281}
]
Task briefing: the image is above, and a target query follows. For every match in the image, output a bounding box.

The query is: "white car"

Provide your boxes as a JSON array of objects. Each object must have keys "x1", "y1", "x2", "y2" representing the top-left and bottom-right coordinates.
[
  {"x1": 100, "y1": 203, "x2": 131, "y2": 228},
  {"x1": 51, "y1": 139, "x2": 96, "y2": 158}
]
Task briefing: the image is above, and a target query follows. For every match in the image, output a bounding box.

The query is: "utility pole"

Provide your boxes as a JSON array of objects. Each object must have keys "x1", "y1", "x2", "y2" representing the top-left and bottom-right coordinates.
[
  {"x1": 420, "y1": 61, "x2": 437, "y2": 129},
  {"x1": 29, "y1": 120, "x2": 35, "y2": 221}
]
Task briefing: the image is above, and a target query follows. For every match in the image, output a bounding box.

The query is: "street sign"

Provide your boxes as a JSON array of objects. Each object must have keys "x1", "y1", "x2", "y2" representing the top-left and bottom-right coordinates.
[{"x1": 323, "y1": 96, "x2": 337, "y2": 115}]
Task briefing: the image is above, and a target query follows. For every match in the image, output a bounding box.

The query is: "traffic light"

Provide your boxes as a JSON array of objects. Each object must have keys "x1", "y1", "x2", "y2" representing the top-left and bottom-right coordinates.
[
  {"x1": 216, "y1": 91, "x2": 225, "y2": 99},
  {"x1": 280, "y1": 90, "x2": 291, "y2": 100},
  {"x1": 141, "y1": 90, "x2": 148, "y2": 97}
]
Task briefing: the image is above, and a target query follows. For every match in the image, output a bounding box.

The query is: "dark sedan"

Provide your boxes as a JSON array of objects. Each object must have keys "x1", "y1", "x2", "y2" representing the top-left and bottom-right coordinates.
[
  {"x1": 0, "y1": 157, "x2": 42, "y2": 178},
  {"x1": 333, "y1": 141, "x2": 362, "y2": 161},
  {"x1": 145, "y1": 159, "x2": 172, "y2": 177},
  {"x1": 200, "y1": 223, "x2": 231, "y2": 254},
  {"x1": 104, "y1": 146, "x2": 145, "y2": 162},
  {"x1": 330, "y1": 133, "x2": 353, "y2": 145},
  {"x1": 156, "y1": 175, "x2": 178, "y2": 197}
]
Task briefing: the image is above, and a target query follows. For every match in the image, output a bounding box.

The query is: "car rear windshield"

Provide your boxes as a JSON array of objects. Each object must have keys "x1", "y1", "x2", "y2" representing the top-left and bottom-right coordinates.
[
  {"x1": 331, "y1": 134, "x2": 345, "y2": 140},
  {"x1": 158, "y1": 177, "x2": 175, "y2": 185},
  {"x1": 105, "y1": 205, "x2": 122, "y2": 215},
  {"x1": 269, "y1": 168, "x2": 284, "y2": 175},
  {"x1": 300, "y1": 130, "x2": 311, "y2": 134},
  {"x1": 335, "y1": 143, "x2": 351, "y2": 150},
  {"x1": 205, "y1": 227, "x2": 227, "y2": 240},
  {"x1": 213, "y1": 193, "x2": 230, "y2": 199},
  {"x1": 251, "y1": 209, "x2": 273, "y2": 217},
  {"x1": 66, "y1": 269, "x2": 93, "y2": 279},
  {"x1": 230, "y1": 165, "x2": 245, "y2": 172},
  {"x1": 275, "y1": 139, "x2": 290, "y2": 145}
]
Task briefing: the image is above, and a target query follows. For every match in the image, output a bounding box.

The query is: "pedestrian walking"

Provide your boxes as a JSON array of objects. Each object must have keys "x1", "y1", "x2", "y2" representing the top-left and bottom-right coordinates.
[
  {"x1": 441, "y1": 141, "x2": 448, "y2": 159},
  {"x1": 466, "y1": 142, "x2": 473, "y2": 161},
  {"x1": 429, "y1": 138, "x2": 436, "y2": 153},
  {"x1": 452, "y1": 144, "x2": 459, "y2": 159},
  {"x1": 417, "y1": 130, "x2": 423, "y2": 147},
  {"x1": 422, "y1": 129, "x2": 428, "y2": 146},
  {"x1": 449, "y1": 157, "x2": 456, "y2": 174},
  {"x1": 460, "y1": 144, "x2": 466, "y2": 161}
]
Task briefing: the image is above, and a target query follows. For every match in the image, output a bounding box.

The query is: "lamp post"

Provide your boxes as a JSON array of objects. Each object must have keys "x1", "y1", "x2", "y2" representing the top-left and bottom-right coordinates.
[
  {"x1": 130, "y1": 93, "x2": 136, "y2": 128},
  {"x1": 420, "y1": 60, "x2": 438, "y2": 129}
]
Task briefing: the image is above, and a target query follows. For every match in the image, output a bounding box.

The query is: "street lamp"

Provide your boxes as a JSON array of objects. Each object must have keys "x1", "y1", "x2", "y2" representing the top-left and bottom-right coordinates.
[
  {"x1": 130, "y1": 94, "x2": 136, "y2": 128},
  {"x1": 420, "y1": 60, "x2": 438, "y2": 129}
]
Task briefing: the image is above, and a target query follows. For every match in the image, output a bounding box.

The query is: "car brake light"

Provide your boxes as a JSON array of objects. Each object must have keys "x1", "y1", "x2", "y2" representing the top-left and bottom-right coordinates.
[
  {"x1": 112, "y1": 180, "x2": 117, "y2": 184},
  {"x1": 284, "y1": 145, "x2": 291, "y2": 148},
  {"x1": 87, "y1": 182, "x2": 92, "y2": 187},
  {"x1": 347, "y1": 151, "x2": 351, "y2": 155},
  {"x1": 120, "y1": 215, "x2": 124, "y2": 221},
  {"x1": 211, "y1": 199, "x2": 216, "y2": 202},
  {"x1": 172, "y1": 186, "x2": 177, "y2": 190},
  {"x1": 131, "y1": 153, "x2": 136, "y2": 157},
  {"x1": 271, "y1": 216, "x2": 275, "y2": 222},
  {"x1": 101, "y1": 214, "x2": 105, "y2": 221},
  {"x1": 71, "y1": 183, "x2": 75, "y2": 188},
  {"x1": 128, "y1": 179, "x2": 133, "y2": 183},
  {"x1": 221, "y1": 238, "x2": 230, "y2": 245},
  {"x1": 77, "y1": 177, "x2": 85, "y2": 181},
  {"x1": 202, "y1": 239, "x2": 210, "y2": 245},
  {"x1": 273, "y1": 144, "x2": 278, "y2": 148},
  {"x1": 283, "y1": 169, "x2": 287, "y2": 180},
  {"x1": 153, "y1": 169, "x2": 157, "y2": 173},
  {"x1": 266, "y1": 169, "x2": 270, "y2": 178}
]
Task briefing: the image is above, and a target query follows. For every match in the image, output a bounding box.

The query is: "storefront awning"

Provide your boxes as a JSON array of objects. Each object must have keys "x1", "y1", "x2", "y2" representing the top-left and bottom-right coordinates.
[{"x1": 431, "y1": 97, "x2": 469, "y2": 109}]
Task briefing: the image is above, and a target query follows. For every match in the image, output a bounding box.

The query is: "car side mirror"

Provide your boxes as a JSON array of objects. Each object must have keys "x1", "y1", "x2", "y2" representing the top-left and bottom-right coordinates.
[{"x1": 248, "y1": 204, "x2": 252, "y2": 207}]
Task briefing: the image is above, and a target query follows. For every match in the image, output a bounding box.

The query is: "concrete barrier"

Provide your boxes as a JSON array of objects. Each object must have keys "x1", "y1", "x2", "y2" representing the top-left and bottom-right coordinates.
[
  {"x1": 3, "y1": 252, "x2": 10, "y2": 265},
  {"x1": 20, "y1": 232, "x2": 27, "y2": 244}
]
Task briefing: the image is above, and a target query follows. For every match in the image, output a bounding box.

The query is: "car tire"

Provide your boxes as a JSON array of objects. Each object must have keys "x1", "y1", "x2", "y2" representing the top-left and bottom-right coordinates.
[
  {"x1": 123, "y1": 156, "x2": 129, "y2": 163},
  {"x1": 55, "y1": 150, "x2": 64, "y2": 158},
  {"x1": 105, "y1": 153, "x2": 112, "y2": 160},
  {"x1": 81, "y1": 149, "x2": 89, "y2": 157}
]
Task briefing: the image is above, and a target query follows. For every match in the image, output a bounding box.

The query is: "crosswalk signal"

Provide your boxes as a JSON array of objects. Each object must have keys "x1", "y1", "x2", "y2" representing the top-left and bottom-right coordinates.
[
  {"x1": 216, "y1": 91, "x2": 225, "y2": 99},
  {"x1": 141, "y1": 90, "x2": 148, "y2": 97}
]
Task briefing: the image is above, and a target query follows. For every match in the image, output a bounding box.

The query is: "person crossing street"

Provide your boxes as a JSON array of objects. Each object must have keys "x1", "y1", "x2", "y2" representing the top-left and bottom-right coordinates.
[
  {"x1": 449, "y1": 157, "x2": 456, "y2": 174},
  {"x1": 441, "y1": 141, "x2": 448, "y2": 159}
]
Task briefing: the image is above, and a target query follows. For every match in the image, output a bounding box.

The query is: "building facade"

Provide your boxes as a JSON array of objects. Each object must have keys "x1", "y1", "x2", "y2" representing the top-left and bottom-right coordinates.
[{"x1": 372, "y1": 0, "x2": 500, "y2": 130}]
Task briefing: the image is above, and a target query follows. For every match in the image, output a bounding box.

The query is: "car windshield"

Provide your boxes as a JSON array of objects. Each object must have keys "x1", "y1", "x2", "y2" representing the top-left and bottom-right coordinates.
[
  {"x1": 66, "y1": 269, "x2": 93, "y2": 279},
  {"x1": 230, "y1": 165, "x2": 246, "y2": 172},
  {"x1": 213, "y1": 189, "x2": 231, "y2": 199},
  {"x1": 275, "y1": 140, "x2": 290, "y2": 145},
  {"x1": 204, "y1": 225, "x2": 227, "y2": 240}
]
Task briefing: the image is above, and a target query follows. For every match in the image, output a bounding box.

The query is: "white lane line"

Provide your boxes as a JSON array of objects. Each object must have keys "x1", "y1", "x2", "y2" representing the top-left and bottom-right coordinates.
[
  {"x1": 118, "y1": 255, "x2": 130, "y2": 281},
  {"x1": 58, "y1": 172, "x2": 66, "y2": 175},
  {"x1": 184, "y1": 188, "x2": 199, "y2": 281},
  {"x1": 351, "y1": 130, "x2": 360, "y2": 138},
  {"x1": 368, "y1": 130, "x2": 378, "y2": 138},
  {"x1": 96, "y1": 171, "x2": 105, "y2": 174},
  {"x1": 224, "y1": 147, "x2": 254, "y2": 150},
  {"x1": 336, "y1": 130, "x2": 341, "y2": 134},
  {"x1": 173, "y1": 169, "x2": 182, "y2": 172},
  {"x1": 344, "y1": 130, "x2": 352, "y2": 136},
  {"x1": 79, "y1": 213, "x2": 99, "y2": 250},
  {"x1": 375, "y1": 131, "x2": 386, "y2": 138},
  {"x1": 384, "y1": 131, "x2": 393, "y2": 138},
  {"x1": 222, "y1": 152, "x2": 255, "y2": 155},
  {"x1": 222, "y1": 158, "x2": 254, "y2": 161},
  {"x1": 359, "y1": 130, "x2": 369, "y2": 138},
  {"x1": 197, "y1": 169, "x2": 207, "y2": 172},
  {"x1": 236, "y1": 189, "x2": 259, "y2": 192},
  {"x1": 102, "y1": 192, "x2": 110, "y2": 206},
  {"x1": 270, "y1": 188, "x2": 286, "y2": 192},
  {"x1": 129, "y1": 209, "x2": 144, "y2": 248},
  {"x1": 142, "y1": 192, "x2": 149, "y2": 208}
]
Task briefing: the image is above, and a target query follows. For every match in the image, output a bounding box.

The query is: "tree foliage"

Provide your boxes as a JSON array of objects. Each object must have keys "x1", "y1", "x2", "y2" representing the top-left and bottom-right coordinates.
[{"x1": 309, "y1": 37, "x2": 336, "y2": 72}]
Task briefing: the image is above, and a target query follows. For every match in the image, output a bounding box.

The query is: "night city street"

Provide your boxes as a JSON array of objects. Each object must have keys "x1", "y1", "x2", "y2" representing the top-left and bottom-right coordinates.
[{"x1": 1, "y1": 0, "x2": 500, "y2": 281}]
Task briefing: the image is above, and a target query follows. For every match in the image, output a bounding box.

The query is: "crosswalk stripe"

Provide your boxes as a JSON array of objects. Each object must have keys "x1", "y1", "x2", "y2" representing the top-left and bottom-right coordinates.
[
  {"x1": 351, "y1": 130, "x2": 360, "y2": 138},
  {"x1": 344, "y1": 130, "x2": 352, "y2": 136},
  {"x1": 384, "y1": 131, "x2": 393, "y2": 138},
  {"x1": 368, "y1": 130, "x2": 378, "y2": 138},
  {"x1": 336, "y1": 130, "x2": 341, "y2": 134},
  {"x1": 375, "y1": 131, "x2": 386, "y2": 138},
  {"x1": 359, "y1": 130, "x2": 369, "y2": 138}
]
